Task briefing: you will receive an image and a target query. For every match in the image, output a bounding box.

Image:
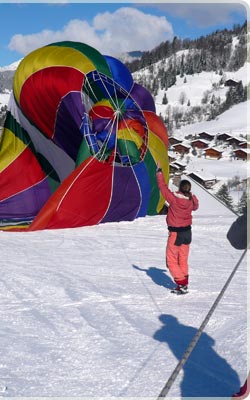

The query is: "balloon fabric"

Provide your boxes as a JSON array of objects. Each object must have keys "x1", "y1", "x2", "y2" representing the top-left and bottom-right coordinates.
[{"x1": 0, "y1": 41, "x2": 169, "y2": 231}]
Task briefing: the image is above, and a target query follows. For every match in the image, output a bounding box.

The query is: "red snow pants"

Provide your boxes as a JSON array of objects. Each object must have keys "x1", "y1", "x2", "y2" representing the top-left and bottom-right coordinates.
[{"x1": 166, "y1": 231, "x2": 190, "y2": 285}]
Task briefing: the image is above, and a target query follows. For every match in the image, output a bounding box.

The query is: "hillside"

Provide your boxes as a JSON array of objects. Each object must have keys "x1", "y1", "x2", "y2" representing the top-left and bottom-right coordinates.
[{"x1": 153, "y1": 62, "x2": 249, "y2": 132}]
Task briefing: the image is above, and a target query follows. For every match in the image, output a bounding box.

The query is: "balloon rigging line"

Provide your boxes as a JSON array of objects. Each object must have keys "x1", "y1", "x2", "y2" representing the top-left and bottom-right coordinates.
[
  {"x1": 82, "y1": 71, "x2": 166, "y2": 168},
  {"x1": 82, "y1": 75, "x2": 133, "y2": 165}
]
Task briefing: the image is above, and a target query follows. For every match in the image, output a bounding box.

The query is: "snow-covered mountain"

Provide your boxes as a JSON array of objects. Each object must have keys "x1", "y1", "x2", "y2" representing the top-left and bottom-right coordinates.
[
  {"x1": 116, "y1": 50, "x2": 144, "y2": 64},
  {"x1": 0, "y1": 59, "x2": 22, "y2": 72}
]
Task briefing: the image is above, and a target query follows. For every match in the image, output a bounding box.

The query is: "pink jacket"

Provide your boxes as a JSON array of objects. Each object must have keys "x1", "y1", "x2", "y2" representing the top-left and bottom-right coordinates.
[{"x1": 157, "y1": 172, "x2": 199, "y2": 228}]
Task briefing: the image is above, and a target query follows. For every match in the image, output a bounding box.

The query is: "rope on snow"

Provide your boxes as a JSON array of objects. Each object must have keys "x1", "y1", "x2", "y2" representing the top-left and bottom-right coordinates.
[{"x1": 157, "y1": 246, "x2": 248, "y2": 398}]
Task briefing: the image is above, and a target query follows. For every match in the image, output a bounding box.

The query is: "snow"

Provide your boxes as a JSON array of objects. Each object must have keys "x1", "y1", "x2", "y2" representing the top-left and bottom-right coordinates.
[
  {"x1": 0, "y1": 59, "x2": 22, "y2": 72},
  {"x1": 0, "y1": 90, "x2": 11, "y2": 107},
  {"x1": 155, "y1": 70, "x2": 227, "y2": 107},
  {"x1": 0, "y1": 178, "x2": 248, "y2": 398},
  {"x1": 173, "y1": 100, "x2": 250, "y2": 138},
  {"x1": 186, "y1": 156, "x2": 247, "y2": 180}
]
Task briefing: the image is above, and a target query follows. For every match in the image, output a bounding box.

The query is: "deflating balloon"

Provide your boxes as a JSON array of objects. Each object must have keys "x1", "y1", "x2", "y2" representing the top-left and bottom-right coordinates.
[{"x1": 0, "y1": 41, "x2": 169, "y2": 231}]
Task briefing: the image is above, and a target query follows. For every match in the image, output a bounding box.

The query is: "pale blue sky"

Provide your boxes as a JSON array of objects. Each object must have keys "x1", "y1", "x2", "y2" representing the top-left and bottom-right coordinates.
[{"x1": 0, "y1": 2, "x2": 248, "y2": 67}]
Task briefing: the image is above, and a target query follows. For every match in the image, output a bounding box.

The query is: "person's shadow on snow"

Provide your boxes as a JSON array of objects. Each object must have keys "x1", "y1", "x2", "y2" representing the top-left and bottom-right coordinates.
[
  {"x1": 154, "y1": 314, "x2": 240, "y2": 397},
  {"x1": 132, "y1": 265, "x2": 173, "y2": 289}
]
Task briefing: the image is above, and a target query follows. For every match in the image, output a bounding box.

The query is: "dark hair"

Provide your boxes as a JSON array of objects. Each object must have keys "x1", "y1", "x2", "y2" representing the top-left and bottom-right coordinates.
[{"x1": 179, "y1": 180, "x2": 191, "y2": 190}]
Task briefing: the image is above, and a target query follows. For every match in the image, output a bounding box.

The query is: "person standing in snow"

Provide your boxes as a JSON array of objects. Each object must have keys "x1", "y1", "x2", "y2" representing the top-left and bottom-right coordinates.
[{"x1": 156, "y1": 162, "x2": 199, "y2": 294}]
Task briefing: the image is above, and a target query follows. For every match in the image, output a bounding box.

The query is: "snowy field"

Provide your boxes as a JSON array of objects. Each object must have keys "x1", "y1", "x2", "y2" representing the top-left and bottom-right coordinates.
[{"x1": 0, "y1": 179, "x2": 248, "y2": 398}]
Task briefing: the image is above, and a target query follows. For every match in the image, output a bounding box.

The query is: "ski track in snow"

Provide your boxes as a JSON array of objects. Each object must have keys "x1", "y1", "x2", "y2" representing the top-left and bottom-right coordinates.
[{"x1": 0, "y1": 181, "x2": 248, "y2": 398}]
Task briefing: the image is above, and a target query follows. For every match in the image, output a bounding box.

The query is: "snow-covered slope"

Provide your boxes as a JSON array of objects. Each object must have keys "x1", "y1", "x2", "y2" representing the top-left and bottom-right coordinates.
[
  {"x1": 154, "y1": 61, "x2": 250, "y2": 110},
  {"x1": 173, "y1": 99, "x2": 250, "y2": 137},
  {"x1": 0, "y1": 180, "x2": 248, "y2": 397}
]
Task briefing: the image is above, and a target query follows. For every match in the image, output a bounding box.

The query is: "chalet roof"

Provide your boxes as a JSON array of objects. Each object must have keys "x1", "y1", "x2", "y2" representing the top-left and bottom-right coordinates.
[
  {"x1": 226, "y1": 136, "x2": 242, "y2": 142},
  {"x1": 198, "y1": 132, "x2": 215, "y2": 137},
  {"x1": 225, "y1": 78, "x2": 239, "y2": 84},
  {"x1": 191, "y1": 138, "x2": 210, "y2": 144},
  {"x1": 205, "y1": 147, "x2": 223, "y2": 153},
  {"x1": 168, "y1": 136, "x2": 182, "y2": 141},
  {"x1": 217, "y1": 133, "x2": 232, "y2": 138},
  {"x1": 233, "y1": 148, "x2": 250, "y2": 154},
  {"x1": 187, "y1": 171, "x2": 216, "y2": 181},
  {"x1": 173, "y1": 160, "x2": 187, "y2": 167},
  {"x1": 170, "y1": 163, "x2": 180, "y2": 170},
  {"x1": 239, "y1": 141, "x2": 247, "y2": 145},
  {"x1": 172, "y1": 143, "x2": 191, "y2": 149}
]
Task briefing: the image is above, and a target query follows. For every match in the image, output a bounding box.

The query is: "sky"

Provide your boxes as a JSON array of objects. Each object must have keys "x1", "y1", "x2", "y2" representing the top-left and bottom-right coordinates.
[
  {"x1": 0, "y1": 1, "x2": 248, "y2": 67},
  {"x1": 0, "y1": 169, "x2": 248, "y2": 397}
]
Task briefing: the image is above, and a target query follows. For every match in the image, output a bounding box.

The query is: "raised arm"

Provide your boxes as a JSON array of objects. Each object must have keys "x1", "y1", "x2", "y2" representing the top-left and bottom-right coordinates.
[
  {"x1": 156, "y1": 170, "x2": 175, "y2": 204},
  {"x1": 191, "y1": 194, "x2": 199, "y2": 211}
]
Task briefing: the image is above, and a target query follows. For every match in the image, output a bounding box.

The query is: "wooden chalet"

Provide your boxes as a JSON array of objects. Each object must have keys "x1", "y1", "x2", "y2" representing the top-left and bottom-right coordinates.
[
  {"x1": 173, "y1": 160, "x2": 186, "y2": 170},
  {"x1": 187, "y1": 172, "x2": 217, "y2": 189},
  {"x1": 168, "y1": 154, "x2": 176, "y2": 163},
  {"x1": 238, "y1": 141, "x2": 248, "y2": 149},
  {"x1": 169, "y1": 163, "x2": 180, "y2": 174},
  {"x1": 217, "y1": 133, "x2": 232, "y2": 142},
  {"x1": 205, "y1": 147, "x2": 223, "y2": 159},
  {"x1": 227, "y1": 136, "x2": 242, "y2": 147},
  {"x1": 224, "y1": 79, "x2": 239, "y2": 87},
  {"x1": 197, "y1": 132, "x2": 215, "y2": 141},
  {"x1": 233, "y1": 149, "x2": 250, "y2": 161},
  {"x1": 191, "y1": 139, "x2": 209, "y2": 149},
  {"x1": 172, "y1": 143, "x2": 190, "y2": 155},
  {"x1": 168, "y1": 136, "x2": 182, "y2": 146}
]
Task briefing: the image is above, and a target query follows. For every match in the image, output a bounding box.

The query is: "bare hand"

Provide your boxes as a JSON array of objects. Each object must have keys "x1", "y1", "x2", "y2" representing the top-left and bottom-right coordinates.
[{"x1": 156, "y1": 161, "x2": 162, "y2": 172}]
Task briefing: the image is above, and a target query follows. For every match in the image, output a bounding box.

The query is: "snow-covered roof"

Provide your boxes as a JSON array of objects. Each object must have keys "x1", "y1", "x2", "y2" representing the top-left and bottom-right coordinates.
[
  {"x1": 234, "y1": 148, "x2": 250, "y2": 154},
  {"x1": 172, "y1": 143, "x2": 191, "y2": 149},
  {"x1": 191, "y1": 138, "x2": 210, "y2": 144},
  {"x1": 170, "y1": 163, "x2": 180, "y2": 170},
  {"x1": 173, "y1": 160, "x2": 187, "y2": 167},
  {"x1": 187, "y1": 171, "x2": 216, "y2": 181},
  {"x1": 226, "y1": 136, "x2": 243, "y2": 142},
  {"x1": 198, "y1": 132, "x2": 215, "y2": 137},
  {"x1": 205, "y1": 147, "x2": 223, "y2": 153}
]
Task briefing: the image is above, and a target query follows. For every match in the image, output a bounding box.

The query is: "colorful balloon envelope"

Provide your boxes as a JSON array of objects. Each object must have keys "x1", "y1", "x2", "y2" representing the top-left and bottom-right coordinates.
[{"x1": 0, "y1": 41, "x2": 169, "y2": 231}]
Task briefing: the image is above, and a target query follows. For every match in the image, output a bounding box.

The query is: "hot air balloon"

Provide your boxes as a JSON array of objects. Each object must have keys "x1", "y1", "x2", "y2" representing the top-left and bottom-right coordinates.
[{"x1": 0, "y1": 41, "x2": 169, "y2": 231}]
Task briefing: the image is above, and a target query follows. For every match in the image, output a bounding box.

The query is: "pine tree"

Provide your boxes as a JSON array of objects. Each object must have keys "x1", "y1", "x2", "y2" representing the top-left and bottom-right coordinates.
[
  {"x1": 179, "y1": 91, "x2": 187, "y2": 105},
  {"x1": 237, "y1": 191, "x2": 248, "y2": 214},
  {"x1": 162, "y1": 92, "x2": 168, "y2": 105},
  {"x1": 216, "y1": 184, "x2": 235, "y2": 211}
]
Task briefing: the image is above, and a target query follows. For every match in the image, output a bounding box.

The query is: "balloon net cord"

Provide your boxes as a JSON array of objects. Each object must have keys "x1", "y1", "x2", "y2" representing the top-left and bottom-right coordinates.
[{"x1": 82, "y1": 73, "x2": 150, "y2": 167}]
